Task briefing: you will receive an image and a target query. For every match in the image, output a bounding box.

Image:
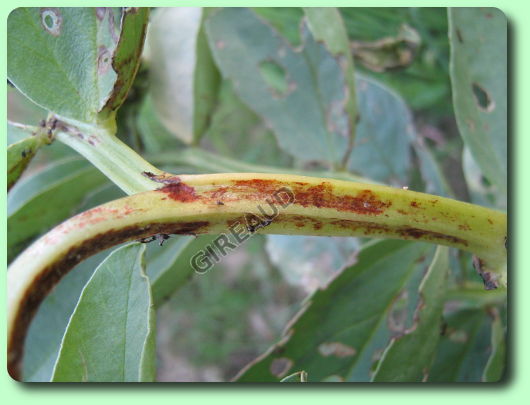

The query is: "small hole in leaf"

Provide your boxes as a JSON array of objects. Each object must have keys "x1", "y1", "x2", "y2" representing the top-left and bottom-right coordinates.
[
  {"x1": 40, "y1": 8, "x2": 62, "y2": 36},
  {"x1": 259, "y1": 60, "x2": 290, "y2": 98},
  {"x1": 472, "y1": 82, "x2": 495, "y2": 112}
]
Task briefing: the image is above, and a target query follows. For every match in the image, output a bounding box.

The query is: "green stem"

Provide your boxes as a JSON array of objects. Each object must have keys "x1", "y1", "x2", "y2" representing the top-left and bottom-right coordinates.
[{"x1": 53, "y1": 117, "x2": 163, "y2": 195}]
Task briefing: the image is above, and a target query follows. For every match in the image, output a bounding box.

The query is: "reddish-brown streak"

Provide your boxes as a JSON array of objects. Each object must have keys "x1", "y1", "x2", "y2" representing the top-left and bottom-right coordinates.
[
  {"x1": 232, "y1": 180, "x2": 391, "y2": 215},
  {"x1": 329, "y1": 219, "x2": 468, "y2": 246},
  {"x1": 410, "y1": 201, "x2": 421, "y2": 208},
  {"x1": 159, "y1": 183, "x2": 199, "y2": 202},
  {"x1": 7, "y1": 220, "x2": 209, "y2": 380}
]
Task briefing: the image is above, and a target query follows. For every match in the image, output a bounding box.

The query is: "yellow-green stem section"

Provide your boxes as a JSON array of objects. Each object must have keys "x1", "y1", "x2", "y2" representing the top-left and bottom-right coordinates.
[{"x1": 7, "y1": 172, "x2": 506, "y2": 379}]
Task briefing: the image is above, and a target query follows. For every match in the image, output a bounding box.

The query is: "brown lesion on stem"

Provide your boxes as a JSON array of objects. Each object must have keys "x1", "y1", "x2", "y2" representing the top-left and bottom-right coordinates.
[{"x1": 7, "y1": 220, "x2": 209, "y2": 380}]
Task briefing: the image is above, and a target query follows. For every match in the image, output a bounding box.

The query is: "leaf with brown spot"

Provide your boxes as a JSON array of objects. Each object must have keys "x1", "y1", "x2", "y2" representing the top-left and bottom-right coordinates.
[
  {"x1": 449, "y1": 8, "x2": 507, "y2": 202},
  {"x1": 235, "y1": 239, "x2": 435, "y2": 382},
  {"x1": 428, "y1": 308, "x2": 494, "y2": 382},
  {"x1": 373, "y1": 246, "x2": 449, "y2": 382},
  {"x1": 8, "y1": 8, "x2": 123, "y2": 122},
  {"x1": 99, "y1": 8, "x2": 149, "y2": 116}
]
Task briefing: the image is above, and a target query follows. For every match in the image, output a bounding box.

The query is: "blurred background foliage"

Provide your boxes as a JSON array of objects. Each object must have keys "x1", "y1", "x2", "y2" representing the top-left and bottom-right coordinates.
[{"x1": 7, "y1": 7, "x2": 506, "y2": 382}]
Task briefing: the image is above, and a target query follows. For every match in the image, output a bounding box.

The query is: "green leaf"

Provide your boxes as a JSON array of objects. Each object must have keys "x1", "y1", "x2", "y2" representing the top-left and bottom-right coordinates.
[
  {"x1": 206, "y1": 8, "x2": 351, "y2": 167},
  {"x1": 76, "y1": 182, "x2": 124, "y2": 212},
  {"x1": 146, "y1": 234, "x2": 219, "y2": 306},
  {"x1": 136, "y1": 95, "x2": 185, "y2": 154},
  {"x1": 8, "y1": 7, "x2": 122, "y2": 122},
  {"x1": 413, "y1": 138, "x2": 454, "y2": 197},
  {"x1": 7, "y1": 129, "x2": 44, "y2": 191},
  {"x1": 22, "y1": 248, "x2": 115, "y2": 381},
  {"x1": 348, "y1": 75, "x2": 412, "y2": 184},
  {"x1": 99, "y1": 7, "x2": 149, "y2": 116},
  {"x1": 482, "y1": 309, "x2": 506, "y2": 382},
  {"x1": 7, "y1": 157, "x2": 108, "y2": 262},
  {"x1": 428, "y1": 308, "x2": 492, "y2": 382},
  {"x1": 304, "y1": 7, "x2": 357, "y2": 156},
  {"x1": 204, "y1": 80, "x2": 292, "y2": 167},
  {"x1": 235, "y1": 240, "x2": 434, "y2": 382},
  {"x1": 146, "y1": 7, "x2": 220, "y2": 144},
  {"x1": 448, "y1": 8, "x2": 507, "y2": 201},
  {"x1": 52, "y1": 243, "x2": 156, "y2": 382},
  {"x1": 462, "y1": 147, "x2": 504, "y2": 210},
  {"x1": 340, "y1": 8, "x2": 451, "y2": 113},
  {"x1": 207, "y1": 9, "x2": 412, "y2": 183},
  {"x1": 252, "y1": 7, "x2": 304, "y2": 46},
  {"x1": 281, "y1": 371, "x2": 308, "y2": 382},
  {"x1": 372, "y1": 246, "x2": 449, "y2": 382},
  {"x1": 7, "y1": 85, "x2": 47, "y2": 125},
  {"x1": 445, "y1": 283, "x2": 506, "y2": 311}
]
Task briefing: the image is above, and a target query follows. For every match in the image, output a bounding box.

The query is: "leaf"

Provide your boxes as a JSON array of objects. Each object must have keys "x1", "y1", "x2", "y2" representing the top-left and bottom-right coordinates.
[
  {"x1": 448, "y1": 8, "x2": 507, "y2": 201},
  {"x1": 146, "y1": 7, "x2": 220, "y2": 144},
  {"x1": 8, "y1": 7, "x2": 122, "y2": 122},
  {"x1": 145, "y1": 234, "x2": 220, "y2": 306},
  {"x1": 413, "y1": 138, "x2": 454, "y2": 197},
  {"x1": 99, "y1": 7, "x2": 149, "y2": 116},
  {"x1": 235, "y1": 240, "x2": 434, "y2": 382},
  {"x1": 265, "y1": 235, "x2": 359, "y2": 293},
  {"x1": 7, "y1": 130, "x2": 44, "y2": 191},
  {"x1": 206, "y1": 7, "x2": 350, "y2": 166},
  {"x1": 22, "y1": 248, "x2": 116, "y2": 381},
  {"x1": 372, "y1": 246, "x2": 449, "y2": 382},
  {"x1": 281, "y1": 371, "x2": 308, "y2": 382},
  {"x1": 445, "y1": 284, "x2": 506, "y2": 311},
  {"x1": 7, "y1": 85, "x2": 47, "y2": 125},
  {"x1": 482, "y1": 309, "x2": 506, "y2": 382},
  {"x1": 340, "y1": 8, "x2": 451, "y2": 113},
  {"x1": 7, "y1": 157, "x2": 108, "y2": 262},
  {"x1": 351, "y1": 24, "x2": 421, "y2": 73},
  {"x1": 52, "y1": 243, "x2": 156, "y2": 382},
  {"x1": 304, "y1": 7, "x2": 357, "y2": 155},
  {"x1": 76, "y1": 182, "x2": 124, "y2": 212},
  {"x1": 348, "y1": 75, "x2": 412, "y2": 185},
  {"x1": 204, "y1": 80, "x2": 292, "y2": 167},
  {"x1": 428, "y1": 308, "x2": 492, "y2": 382},
  {"x1": 252, "y1": 7, "x2": 304, "y2": 46},
  {"x1": 462, "y1": 146, "x2": 504, "y2": 209}
]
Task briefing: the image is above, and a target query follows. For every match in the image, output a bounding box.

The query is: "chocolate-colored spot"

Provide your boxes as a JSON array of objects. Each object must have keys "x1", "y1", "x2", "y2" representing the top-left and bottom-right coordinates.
[
  {"x1": 472, "y1": 82, "x2": 495, "y2": 112},
  {"x1": 456, "y1": 28, "x2": 464, "y2": 43},
  {"x1": 98, "y1": 46, "x2": 112, "y2": 75},
  {"x1": 270, "y1": 357, "x2": 293, "y2": 378},
  {"x1": 472, "y1": 255, "x2": 499, "y2": 290},
  {"x1": 159, "y1": 182, "x2": 198, "y2": 202},
  {"x1": 96, "y1": 7, "x2": 106, "y2": 20}
]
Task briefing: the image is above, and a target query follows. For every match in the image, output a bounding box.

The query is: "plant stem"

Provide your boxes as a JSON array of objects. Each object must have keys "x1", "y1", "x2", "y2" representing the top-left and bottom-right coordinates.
[
  {"x1": 53, "y1": 116, "x2": 164, "y2": 195},
  {"x1": 7, "y1": 172, "x2": 507, "y2": 378}
]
